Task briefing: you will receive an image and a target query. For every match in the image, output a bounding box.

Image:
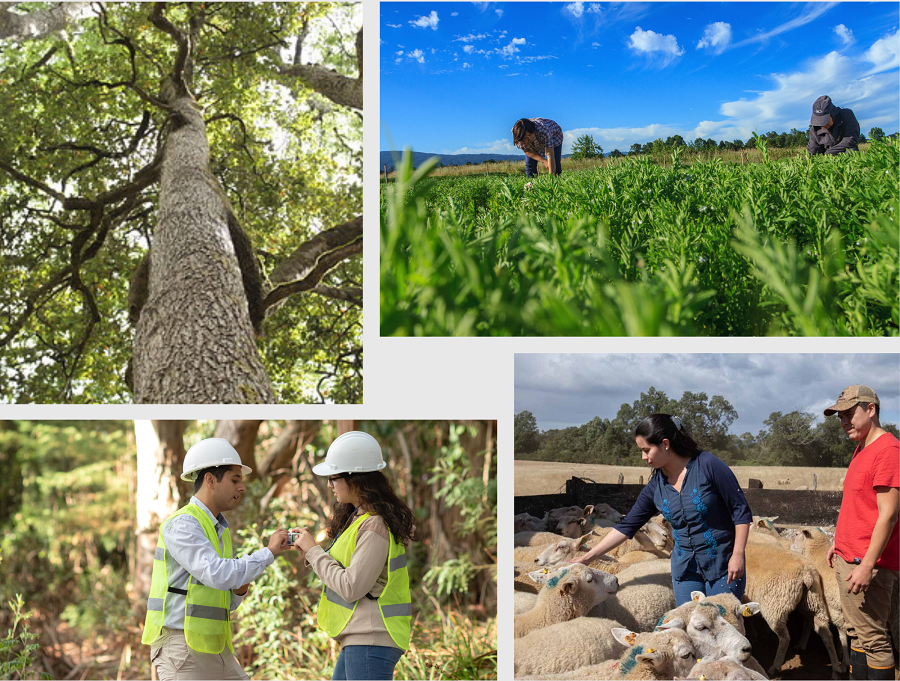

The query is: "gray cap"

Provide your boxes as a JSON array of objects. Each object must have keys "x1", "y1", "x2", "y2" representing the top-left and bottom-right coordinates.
[{"x1": 811, "y1": 95, "x2": 836, "y2": 126}]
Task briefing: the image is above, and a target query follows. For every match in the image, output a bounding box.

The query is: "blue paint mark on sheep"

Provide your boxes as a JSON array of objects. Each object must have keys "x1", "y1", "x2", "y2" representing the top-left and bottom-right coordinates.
[
  {"x1": 546, "y1": 568, "x2": 568, "y2": 588},
  {"x1": 656, "y1": 615, "x2": 666, "y2": 628},
  {"x1": 619, "y1": 645, "x2": 645, "y2": 676}
]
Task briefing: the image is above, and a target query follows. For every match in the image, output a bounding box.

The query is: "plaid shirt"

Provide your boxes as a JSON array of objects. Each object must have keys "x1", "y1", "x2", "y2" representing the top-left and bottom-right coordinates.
[{"x1": 515, "y1": 117, "x2": 563, "y2": 154}]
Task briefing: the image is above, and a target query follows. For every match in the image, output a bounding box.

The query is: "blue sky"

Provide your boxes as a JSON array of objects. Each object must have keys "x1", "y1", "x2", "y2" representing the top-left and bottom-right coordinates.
[
  {"x1": 514, "y1": 354, "x2": 900, "y2": 436},
  {"x1": 380, "y1": 2, "x2": 900, "y2": 155}
]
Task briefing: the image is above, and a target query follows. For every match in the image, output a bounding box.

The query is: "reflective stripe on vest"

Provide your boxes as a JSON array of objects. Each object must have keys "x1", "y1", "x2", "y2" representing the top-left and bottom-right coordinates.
[
  {"x1": 316, "y1": 513, "x2": 412, "y2": 650},
  {"x1": 140, "y1": 503, "x2": 235, "y2": 654}
]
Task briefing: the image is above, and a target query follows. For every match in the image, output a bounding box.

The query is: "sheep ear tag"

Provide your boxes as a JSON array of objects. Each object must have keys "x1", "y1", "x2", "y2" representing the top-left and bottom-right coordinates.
[
  {"x1": 625, "y1": 633, "x2": 636, "y2": 645},
  {"x1": 691, "y1": 591, "x2": 703, "y2": 601},
  {"x1": 743, "y1": 606, "x2": 752, "y2": 616}
]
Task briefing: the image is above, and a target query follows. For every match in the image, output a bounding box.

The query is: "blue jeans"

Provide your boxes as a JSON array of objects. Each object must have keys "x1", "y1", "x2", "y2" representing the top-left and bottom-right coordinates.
[
  {"x1": 525, "y1": 144, "x2": 562, "y2": 178},
  {"x1": 672, "y1": 564, "x2": 746, "y2": 607},
  {"x1": 332, "y1": 645, "x2": 403, "y2": 680}
]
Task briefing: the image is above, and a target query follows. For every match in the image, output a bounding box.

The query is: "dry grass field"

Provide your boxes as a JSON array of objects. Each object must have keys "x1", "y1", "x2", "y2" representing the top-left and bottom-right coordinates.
[{"x1": 515, "y1": 460, "x2": 846, "y2": 496}]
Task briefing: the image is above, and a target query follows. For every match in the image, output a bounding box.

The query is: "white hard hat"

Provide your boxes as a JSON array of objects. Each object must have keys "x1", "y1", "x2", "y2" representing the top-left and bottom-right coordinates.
[
  {"x1": 313, "y1": 431, "x2": 386, "y2": 476},
  {"x1": 181, "y1": 438, "x2": 253, "y2": 482}
]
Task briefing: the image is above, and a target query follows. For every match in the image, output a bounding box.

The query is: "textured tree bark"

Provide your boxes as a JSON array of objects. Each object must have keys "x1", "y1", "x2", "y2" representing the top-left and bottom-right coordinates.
[
  {"x1": 213, "y1": 419, "x2": 262, "y2": 480},
  {"x1": 0, "y1": 2, "x2": 92, "y2": 41},
  {"x1": 132, "y1": 91, "x2": 275, "y2": 404},
  {"x1": 133, "y1": 420, "x2": 187, "y2": 607}
]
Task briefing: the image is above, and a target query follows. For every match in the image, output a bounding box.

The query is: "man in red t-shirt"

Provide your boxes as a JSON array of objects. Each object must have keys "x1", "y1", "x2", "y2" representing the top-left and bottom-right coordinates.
[{"x1": 824, "y1": 385, "x2": 899, "y2": 681}]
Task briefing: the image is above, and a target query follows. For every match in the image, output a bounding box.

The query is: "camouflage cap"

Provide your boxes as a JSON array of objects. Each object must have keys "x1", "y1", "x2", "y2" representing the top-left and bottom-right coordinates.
[{"x1": 824, "y1": 385, "x2": 880, "y2": 416}]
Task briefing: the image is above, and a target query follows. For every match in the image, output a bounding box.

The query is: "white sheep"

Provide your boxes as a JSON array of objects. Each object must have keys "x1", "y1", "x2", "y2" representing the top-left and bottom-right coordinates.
[
  {"x1": 556, "y1": 514, "x2": 616, "y2": 537},
  {"x1": 654, "y1": 607, "x2": 752, "y2": 664},
  {"x1": 514, "y1": 615, "x2": 627, "y2": 677},
  {"x1": 515, "y1": 530, "x2": 567, "y2": 547},
  {"x1": 589, "y1": 559, "x2": 677, "y2": 632},
  {"x1": 527, "y1": 627, "x2": 699, "y2": 680},
  {"x1": 515, "y1": 533, "x2": 593, "y2": 566},
  {"x1": 514, "y1": 563, "x2": 618, "y2": 638},
  {"x1": 744, "y1": 541, "x2": 841, "y2": 678},
  {"x1": 789, "y1": 527, "x2": 849, "y2": 672},
  {"x1": 514, "y1": 591, "x2": 538, "y2": 615},
  {"x1": 684, "y1": 656, "x2": 769, "y2": 680},
  {"x1": 543, "y1": 505, "x2": 585, "y2": 525},
  {"x1": 515, "y1": 512, "x2": 548, "y2": 533}
]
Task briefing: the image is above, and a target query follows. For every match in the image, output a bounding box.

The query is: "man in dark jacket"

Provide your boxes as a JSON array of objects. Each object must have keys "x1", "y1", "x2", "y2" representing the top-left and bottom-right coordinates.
[{"x1": 808, "y1": 95, "x2": 860, "y2": 155}]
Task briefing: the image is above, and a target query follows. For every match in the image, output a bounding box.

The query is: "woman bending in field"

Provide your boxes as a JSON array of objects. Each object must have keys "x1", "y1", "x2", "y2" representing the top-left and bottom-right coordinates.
[
  {"x1": 570, "y1": 414, "x2": 752, "y2": 606},
  {"x1": 512, "y1": 117, "x2": 563, "y2": 178}
]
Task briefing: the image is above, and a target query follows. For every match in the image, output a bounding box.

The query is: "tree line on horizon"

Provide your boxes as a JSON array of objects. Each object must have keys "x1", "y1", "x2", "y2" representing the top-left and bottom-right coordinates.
[
  {"x1": 570, "y1": 126, "x2": 893, "y2": 160},
  {"x1": 515, "y1": 387, "x2": 899, "y2": 468}
]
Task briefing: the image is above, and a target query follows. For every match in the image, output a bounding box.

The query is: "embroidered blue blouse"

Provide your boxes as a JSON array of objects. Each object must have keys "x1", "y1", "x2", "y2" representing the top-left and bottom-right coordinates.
[{"x1": 613, "y1": 451, "x2": 753, "y2": 581}]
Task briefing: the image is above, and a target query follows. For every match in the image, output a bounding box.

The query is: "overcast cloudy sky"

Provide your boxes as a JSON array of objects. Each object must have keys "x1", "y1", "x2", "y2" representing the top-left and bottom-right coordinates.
[
  {"x1": 515, "y1": 354, "x2": 900, "y2": 435},
  {"x1": 380, "y1": 2, "x2": 899, "y2": 155}
]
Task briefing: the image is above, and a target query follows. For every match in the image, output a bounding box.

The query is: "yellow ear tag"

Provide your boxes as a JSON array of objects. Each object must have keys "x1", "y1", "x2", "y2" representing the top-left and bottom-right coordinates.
[
  {"x1": 542, "y1": 568, "x2": 549, "y2": 573},
  {"x1": 742, "y1": 606, "x2": 752, "y2": 616},
  {"x1": 692, "y1": 594, "x2": 701, "y2": 601},
  {"x1": 647, "y1": 648, "x2": 655, "y2": 653},
  {"x1": 699, "y1": 676, "x2": 707, "y2": 680},
  {"x1": 625, "y1": 633, "x2": 636, "y2": 645}
]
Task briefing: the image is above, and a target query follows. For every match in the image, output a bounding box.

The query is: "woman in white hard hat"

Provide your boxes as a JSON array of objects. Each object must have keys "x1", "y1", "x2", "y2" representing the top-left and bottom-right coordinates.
[{"x1": 289, "y1": 432, "x2": 416, "y2": 680}]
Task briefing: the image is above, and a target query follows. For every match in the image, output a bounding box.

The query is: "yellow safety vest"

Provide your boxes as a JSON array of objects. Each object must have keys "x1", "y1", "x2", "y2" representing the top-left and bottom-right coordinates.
[
  {"x1": 141, "y1": 503, "x2": 235, "y2": 654},
  {"x1": 316, "y1": 513, "x2": 411, "y2": 650}
]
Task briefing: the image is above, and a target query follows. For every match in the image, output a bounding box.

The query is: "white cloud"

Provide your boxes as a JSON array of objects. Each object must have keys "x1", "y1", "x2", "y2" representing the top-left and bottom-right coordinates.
[
  {"x1": 731, "y1": 3, "x2": 838, "y2": 48},
  {"x1": 591, "y1": 42, "x2": 600, "y2": 48},
  {"x1": 409, "y1": 10, "x2": 439, "y2": 30},
  {"x1": 499, "y1": 65, "x2": 508, "y2": 69},
  {"x1": 505, "y1": 73, "x2": 521, "y2": 76},
  {"x1": 864, "y1": 29, "x2": 899, "y2": 75},
  {"x1": 444, "y1": 139, "x2": 520, "y2": 155},
  {"x1": 500, "y1": 38, "x2": 526, "y2": 57},
  {"x1": 697, "y1": 21, "x2": 732, "y2": 54},
  {"x1": 455, "y1": 32, "x2": 489, "y2": 43},
  {"x1": 395, "y1": 50, "x2": 403, "y2": 56},
  {"x1": 462, "y1": 62, "x2": 472, "y2": 68},
  {"x1": 451, "y1": 12, "x2": 458, "y2": 17},
  {"x1": 463, "y1": 45, "x2": 475, "y2": 54},
  {"x1": 394, "y1": 58, "x2": 402, "y2": 63},
  {"x1": 409, "y1": 49, "x2": 425, "y2": 63},
  {"x1": 566, "y1": 2, "x2": 585, "y2": 18},
  {"x1": 834, "y1": 24, "x2": 854, "y2": 46},
  {"x1": 517, "y1": 55, "x2": 559, "y2": 64},
  {"x1": 386, "y1": 23, "x2": 402, "y2": 29},
  {"x1": 496, "y1": 9, "x2": 503, "y2": 18},
  {"x1": 628, "y1": 26, "x2": 684, "y2": 65},
  {"x1": 431, "y1": 48, "x2": 436, "y2": 54}
]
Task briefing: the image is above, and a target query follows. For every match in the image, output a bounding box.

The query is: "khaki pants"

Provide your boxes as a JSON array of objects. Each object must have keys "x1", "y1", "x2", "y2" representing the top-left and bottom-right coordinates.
[
  {"x1": 151, "y1": 627, "x2": 250, "y2": 681},
  {"x1": 835, "y1": 555, "x2": 900, "y2": 670}
]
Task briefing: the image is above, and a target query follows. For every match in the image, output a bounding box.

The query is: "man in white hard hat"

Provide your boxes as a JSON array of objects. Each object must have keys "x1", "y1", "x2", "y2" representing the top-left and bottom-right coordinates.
[{"x1": 141, "y1": 438, "x2": 291, "y2": 680}]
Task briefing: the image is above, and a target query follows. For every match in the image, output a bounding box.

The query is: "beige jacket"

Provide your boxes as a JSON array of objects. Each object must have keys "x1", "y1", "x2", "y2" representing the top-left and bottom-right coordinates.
[{"x1": 305, "y1": 510, "x2": 398, "y2": 649}]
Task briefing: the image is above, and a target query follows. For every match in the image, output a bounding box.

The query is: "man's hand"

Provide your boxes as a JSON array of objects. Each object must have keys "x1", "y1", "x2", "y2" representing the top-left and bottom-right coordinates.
[
  {"x1": 826, "y1": 544, "x2": 836, "y2": 569},
  {"x1": 845, "y1": 564, "x2": 874, "y2": 594},
  {"x1": 267, "y1": 529, "x2": 289, "y2": 556},
  {"x1": 288, "y1": 527, "x2": 318, "y2": 554},
  {"x1": 727, "y1": 552, "x2": 745, "y2": 583}
]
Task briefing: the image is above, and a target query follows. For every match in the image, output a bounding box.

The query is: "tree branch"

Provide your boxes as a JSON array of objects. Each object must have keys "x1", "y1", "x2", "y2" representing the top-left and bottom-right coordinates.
[
  {"x1": 0, "y1": 2, "x2": 93, "y2": 42},
  {"x1": 311, "y1": 285, "x2": 361, "y2": 307}
]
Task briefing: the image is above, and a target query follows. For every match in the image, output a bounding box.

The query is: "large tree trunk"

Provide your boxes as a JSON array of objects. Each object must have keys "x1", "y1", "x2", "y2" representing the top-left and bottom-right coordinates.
[
  {"x1": 133, "y1": 420, "x2": 187, "y2": 608},
  {"x1": 132, "y1": 90, "x2": 275, "y2": 403},
  {"x1": 214, "y1": 420, "x2": 262, "y2": 480}
]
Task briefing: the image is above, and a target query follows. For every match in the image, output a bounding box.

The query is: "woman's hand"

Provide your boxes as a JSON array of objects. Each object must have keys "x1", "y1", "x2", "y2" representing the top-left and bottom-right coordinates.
[
  {"x1": 727, "y1": 552, "x2": 745, "y2": 583},
  {"x1": 289, "y1": 527, "x2": 318, "y2": 554}
]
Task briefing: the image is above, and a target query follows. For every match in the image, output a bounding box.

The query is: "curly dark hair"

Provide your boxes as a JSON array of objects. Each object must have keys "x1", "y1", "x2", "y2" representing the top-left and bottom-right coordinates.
[{"x1": 326, "y1": 471, "x2": 418, "y2": 546}]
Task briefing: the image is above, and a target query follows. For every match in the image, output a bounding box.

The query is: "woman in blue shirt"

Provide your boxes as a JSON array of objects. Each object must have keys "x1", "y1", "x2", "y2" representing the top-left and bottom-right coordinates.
[{"x1": 571, "y1": 414, "x2": 752, "y2": 606}]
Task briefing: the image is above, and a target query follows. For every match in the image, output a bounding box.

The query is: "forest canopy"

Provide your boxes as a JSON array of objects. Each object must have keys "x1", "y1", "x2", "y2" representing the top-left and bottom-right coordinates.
[
  {"x1": 0, "y1": 2, "x2": 362, "y2": 404},
  {"x1": 515, "y1": 387, "x2": 899, "y2": 467}
]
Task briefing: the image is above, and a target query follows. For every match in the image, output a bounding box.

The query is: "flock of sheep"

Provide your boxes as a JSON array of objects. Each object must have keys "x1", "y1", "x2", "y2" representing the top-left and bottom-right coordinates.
[{"x1": 512, "y1": 503, "x2": 897, "y2": 680}]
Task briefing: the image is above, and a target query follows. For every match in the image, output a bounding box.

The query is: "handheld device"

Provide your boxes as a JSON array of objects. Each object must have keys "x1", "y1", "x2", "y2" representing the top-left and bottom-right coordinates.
[{"x1": 287, "y1": 532, "x2": 300, "y2": 547}]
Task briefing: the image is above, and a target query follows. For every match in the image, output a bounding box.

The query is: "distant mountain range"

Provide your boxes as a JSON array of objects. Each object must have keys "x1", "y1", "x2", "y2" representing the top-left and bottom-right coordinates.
[{"x1": 380, "y1": 150, "x2": 578, "y2": 169}]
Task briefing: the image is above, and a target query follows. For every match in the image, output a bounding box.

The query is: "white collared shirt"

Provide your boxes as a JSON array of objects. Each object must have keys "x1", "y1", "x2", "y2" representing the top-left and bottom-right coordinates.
[{"x1": 159, "y1": 497, "x2": 274, "y2": 630}]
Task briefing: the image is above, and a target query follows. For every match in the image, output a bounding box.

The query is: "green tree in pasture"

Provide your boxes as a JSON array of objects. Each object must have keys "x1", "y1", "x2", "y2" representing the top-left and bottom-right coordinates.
[
  {"x1": 733, "y1": 139, "x2": 744, "y2": 150},
  {"x1": 571, "y1": 134, "x2": 603, "y2": 160},
  {"x1": 870, "y1": 127, "x2": 885, "y2": 141},
  {"x1": 609, "y1": 149, "x2": 625, "y2": 159},
  {"x1": 629, "y1": 143, "x2": 643, "y2": 155},
  {"x1": 515, "y1": 410, "x2": 541, "y2": 454},
  {"x1": 0, "y1": 3, "x2": 363, "y2": 404},
  {"x1": 665, "y1": 135, "x2": 686, "y2": 148}
]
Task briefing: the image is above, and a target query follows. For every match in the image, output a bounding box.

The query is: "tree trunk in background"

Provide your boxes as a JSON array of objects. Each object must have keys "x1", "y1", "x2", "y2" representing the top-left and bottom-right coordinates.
[
  {"x1": 132, "y1": 90, "x2": 274, "y2": 403},
  {"x1": 337, "y1": 420, "x2": 356, "y2": 435},
  {"x1": 133, "y1": 420, "x2": 187, "y2": 608},
  {"x1": 214, "y1": 420, "x2": 262, "y2": 480}
]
